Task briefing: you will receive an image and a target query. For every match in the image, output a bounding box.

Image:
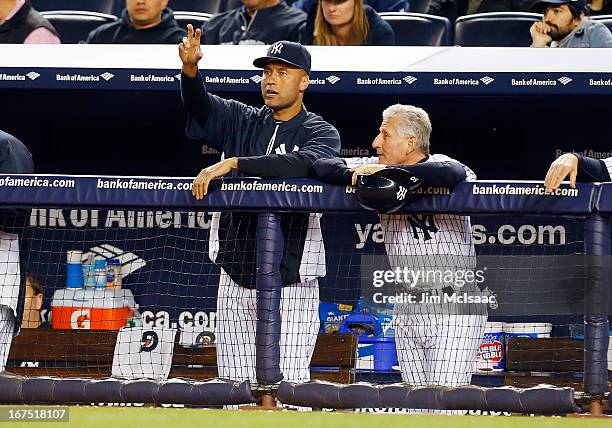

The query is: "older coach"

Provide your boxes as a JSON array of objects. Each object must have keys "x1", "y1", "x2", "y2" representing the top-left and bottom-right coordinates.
[
  {"x1": 313, "y1": 104, "x2": 487, "y2": 393},
  {"x1": 179, "y1": 25, "x2": 340, "y2": 394}
]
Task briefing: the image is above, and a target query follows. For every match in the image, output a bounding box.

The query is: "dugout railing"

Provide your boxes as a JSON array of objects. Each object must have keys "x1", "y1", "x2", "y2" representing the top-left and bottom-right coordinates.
[{"x1": 0, "y1": 175, "x2": 608, "y2": 415}]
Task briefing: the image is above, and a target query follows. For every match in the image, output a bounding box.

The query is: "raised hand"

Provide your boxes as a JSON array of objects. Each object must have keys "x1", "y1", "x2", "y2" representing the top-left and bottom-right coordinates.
[
  {"x1": 179, "y1": 24, "x2": 203, "y2": 78},
  {"x1": 530, "y1": 22, "x2": 553, "y2": 48}
]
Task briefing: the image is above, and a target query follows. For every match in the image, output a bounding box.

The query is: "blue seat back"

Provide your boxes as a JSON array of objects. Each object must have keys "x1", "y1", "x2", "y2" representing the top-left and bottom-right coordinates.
[
  {"x1": 40, "y1": 11, "x2": 117, "y2": 43},
  {"x1": 454, "y1": 12, "x2": 542, "y2": 47},
  {"x1": 380, "y1": 12, "x2": 451, "y2": 46}
]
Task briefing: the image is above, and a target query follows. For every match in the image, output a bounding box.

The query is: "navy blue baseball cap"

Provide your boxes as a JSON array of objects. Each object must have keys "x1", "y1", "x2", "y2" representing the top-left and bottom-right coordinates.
[
  {"x1": 253, "y1": 41, "x2": 311, "y2": 75},
  {"x1": 531, "y1": 0, "x2": 587, "y2": 12}
]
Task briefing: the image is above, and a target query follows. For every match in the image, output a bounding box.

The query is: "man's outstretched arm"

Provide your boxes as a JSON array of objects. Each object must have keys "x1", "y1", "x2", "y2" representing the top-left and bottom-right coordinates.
[
  {"x1": 179, "y1": 25, "x2": 211, "y2": 125},
  {"x1": 544, "y1": 153, "x2": 611, "y2": 192},
  {"x1": 313, "y1": 157, "x2": 467, "y2": 188}
]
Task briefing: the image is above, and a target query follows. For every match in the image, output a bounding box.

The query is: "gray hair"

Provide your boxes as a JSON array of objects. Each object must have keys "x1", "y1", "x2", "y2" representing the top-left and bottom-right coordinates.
[{"x1": 382, "y1": 104, "x2": 432, "y2": 155}]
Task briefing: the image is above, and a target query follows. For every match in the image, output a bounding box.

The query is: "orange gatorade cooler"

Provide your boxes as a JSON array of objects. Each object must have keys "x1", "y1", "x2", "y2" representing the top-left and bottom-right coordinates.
[{"x1": 51, "y1": 288, "x2": 136, "y2": 330}]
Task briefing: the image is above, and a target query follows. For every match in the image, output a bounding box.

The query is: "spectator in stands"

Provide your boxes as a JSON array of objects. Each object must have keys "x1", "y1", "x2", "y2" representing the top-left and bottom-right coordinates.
[
  {"x1": 292, "y1": 0, "x2": 409, "y2": 12},
  {"x1": 587, "y1": 0, "x2": 612, "y2": 16},
  {"x1": 202, "y1": 0, "x2": 305, "y2": 45},
  {"x1": 544, "y1": 153, "x2": 612, "y2": 191},
  {"x1": 300, "y1": 0, "x2": 395, "y2": 45},
  {"x1": 0, "y1": 129, "x2": 34, "y2": 372},
  {"x1": 20, "y1": 273, "x2": 47, "y2": 329},
  {"x1": 530, "y1": 0, "x2": 612, "y2": 46},
  {"x1": 0, "y1": 0, "x2": 60, "y2": 43},
  {"x1": 86, "y1": 0, "x2": 185, "y2": 44}
]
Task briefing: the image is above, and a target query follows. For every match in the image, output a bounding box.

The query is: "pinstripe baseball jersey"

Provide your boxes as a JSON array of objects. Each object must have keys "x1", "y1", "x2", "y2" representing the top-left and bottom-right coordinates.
[
  {"x1": 346, "y1": 154, "x2": 481, "y2": 294},
  {"x1": 380, "y1": 154, "x2": 477, "y2": 289}
]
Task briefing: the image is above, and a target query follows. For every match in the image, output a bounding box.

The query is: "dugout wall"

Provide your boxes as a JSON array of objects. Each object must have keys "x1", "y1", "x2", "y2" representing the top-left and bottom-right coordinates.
[{"x1": 0, "y1": 175, "x2": 609, "y2": 414}]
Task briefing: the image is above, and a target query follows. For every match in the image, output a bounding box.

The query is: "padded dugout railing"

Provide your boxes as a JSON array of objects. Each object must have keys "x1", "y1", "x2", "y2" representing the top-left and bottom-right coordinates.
[{"x1": 0, "y1": 175, "x2": 608, "y2": 413}]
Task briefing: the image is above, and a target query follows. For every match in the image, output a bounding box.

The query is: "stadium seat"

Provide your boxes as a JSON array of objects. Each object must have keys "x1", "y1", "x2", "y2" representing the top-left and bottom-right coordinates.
[
  {"x1": 40, "y1": 11, "x2": 117, "y2": 44},
  {"x1": 173, "y1": 12, "x2": 212, "y2": 31},
  {"x1": 379, "y1": 12, "x2": 450, "y2": 46},
  {"x1": 590, "y1": 14, "x2": 612, "y2": 33},
  {"x1": 454, "y1": 12, "x2": 542, "y2": 47},
  {"x1": 168, "y1": 0, "x2": 223, "y2": 14},
  {"x1": 30, "y1": 0, "x2": 115, "y2": 14}
]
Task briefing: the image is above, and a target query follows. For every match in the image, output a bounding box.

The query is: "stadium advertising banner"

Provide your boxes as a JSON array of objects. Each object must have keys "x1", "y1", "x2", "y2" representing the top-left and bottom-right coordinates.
[
  {"x1": 0, "y1": 174, "x2": 601, "y2": 333},
  {"x1": 3, "y1": 45, "x2": 612, "y2": 95},
  {"x1": 2, "y1": 67, "x2": 612, "y2": 95}
]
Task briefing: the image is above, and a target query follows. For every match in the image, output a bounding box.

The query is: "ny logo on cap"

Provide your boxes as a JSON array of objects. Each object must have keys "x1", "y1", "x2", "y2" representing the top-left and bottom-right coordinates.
[{"x1": 270, "y1": 42, "x2": 284, "y2": 55}]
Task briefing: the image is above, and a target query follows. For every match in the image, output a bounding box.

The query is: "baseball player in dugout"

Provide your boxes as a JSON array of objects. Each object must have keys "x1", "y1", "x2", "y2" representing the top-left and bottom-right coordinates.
[
  {"x1": 179, "y1": 25, "x2": 340, "y2": 387},
  {"x1": 545, "y1": 152, "x2": 612, "y2": 191},
  {"x1": 0, "y1": 130, "x2": 34, "y2": 372},
  {"x1": 313, "y1": 105, "x2": 488, "y2": 391}
]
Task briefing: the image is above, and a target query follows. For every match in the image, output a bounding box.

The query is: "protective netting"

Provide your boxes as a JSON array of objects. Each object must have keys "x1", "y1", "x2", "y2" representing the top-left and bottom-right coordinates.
[{"x1": 0, "y1": 176, "x2": 608, "y2": 413}]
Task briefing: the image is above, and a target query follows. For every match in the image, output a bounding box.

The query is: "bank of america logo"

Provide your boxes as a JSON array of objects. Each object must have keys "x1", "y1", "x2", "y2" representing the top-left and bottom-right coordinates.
[
  {"x1": 326, "y1": 75, "x2": 340, "y2": 84},
  {"x1": 250, "y1": 75, "x2": 263, "y2": 83},
  {"x1": 82, "y1": 244, "x2": 146, "y2": 278},
  {"x1": 174, "y1": 73, "x2": 181, "y2": 81},
  {"x1": 480, "y1": 76, "x2": 494, "y2": 85},
  {"x1": 403, "y1": 75, "x2": 417, "y2": 84},
  {"x1": 26, "y1": 71, "x2": 40, "y2": 80},
  {"x1": 558, "y1": 76, "x2": 572, "y2": 85},
  {"x1": 100, "y1": 72, "x2": 114, "y2": 81}
]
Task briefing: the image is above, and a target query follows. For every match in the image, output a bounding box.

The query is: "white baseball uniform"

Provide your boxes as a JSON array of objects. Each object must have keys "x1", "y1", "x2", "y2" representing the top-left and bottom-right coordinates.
[
  {"x1": 209, "y1": 211, "x2": 324, "y2": 390},
  {"x1": 347, "y1": 154, "x2": 487, "y2": 388},
  {"x1": 215, "y1": 270, "x2": 320, "y2": 384},
  {"x1": 0, "y1": 231, "x2": 21, "y2": 372}
]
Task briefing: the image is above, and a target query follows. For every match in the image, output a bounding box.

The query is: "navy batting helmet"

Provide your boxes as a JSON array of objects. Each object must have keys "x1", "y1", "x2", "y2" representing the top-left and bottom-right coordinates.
[{"x1": 356, "y1": 167, "x2": 422, "y2": 213}]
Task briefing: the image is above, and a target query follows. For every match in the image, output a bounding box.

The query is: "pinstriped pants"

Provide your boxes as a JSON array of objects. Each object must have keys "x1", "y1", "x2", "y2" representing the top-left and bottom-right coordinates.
[
  {"x1": 0, "y1": 304, "x2": 15, "y2": 372},
  {"x1": 394, "y1": 313, "x2": 487, "y2": 387},
  {"x1": 215, "y1": 270, "x2": 320, "y2": 384}
]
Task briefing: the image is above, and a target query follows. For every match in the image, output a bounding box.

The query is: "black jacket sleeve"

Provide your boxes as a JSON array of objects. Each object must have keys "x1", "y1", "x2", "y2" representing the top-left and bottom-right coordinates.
[
  {"x1": 237, "y1": 123, "x2": 341, "y2": 178},
  {"x1": 180, "y1": 72, "x2": 212, "y2": 126},
  {"x1": 311, "y1": 157, "x2": 353, "y2": 184},
  {"x1": 181, "y1": 72, "x2": 259, "y2": 153},
  {"x1": 387, "y1": 161, "x2": 467, "y2": 187},
  {"x1": 312, "y1": 158, "x2": 467, "y2": 187},
  {"x1": 576, "y1": 154, "x2": 612, "y2": 182}
]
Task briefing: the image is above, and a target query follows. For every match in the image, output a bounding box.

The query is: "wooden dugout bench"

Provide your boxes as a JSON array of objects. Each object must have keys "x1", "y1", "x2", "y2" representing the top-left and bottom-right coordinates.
[
  {"x1": 6, "y1": 329, "x2": 358, "y2": 384},
  {"x1": 505, "y1": 337, "x2": 611, "y2": 394}
]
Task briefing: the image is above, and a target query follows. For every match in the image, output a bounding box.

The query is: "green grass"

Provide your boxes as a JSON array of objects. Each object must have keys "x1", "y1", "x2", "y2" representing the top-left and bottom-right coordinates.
[{"x1": 1, "y1": 407, "x2": 610, "y2": 428}]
